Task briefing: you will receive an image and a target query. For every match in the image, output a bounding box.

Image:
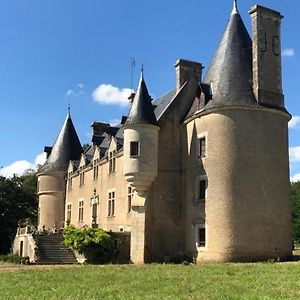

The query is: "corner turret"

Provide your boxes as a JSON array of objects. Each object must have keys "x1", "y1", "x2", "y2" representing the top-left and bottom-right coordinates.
[
  {"x1": 37, "y1": 113, "x2": 82, "y2": 230},
  {"x1": 124, "y1": 71, "x2": 160, "y2": 197}
]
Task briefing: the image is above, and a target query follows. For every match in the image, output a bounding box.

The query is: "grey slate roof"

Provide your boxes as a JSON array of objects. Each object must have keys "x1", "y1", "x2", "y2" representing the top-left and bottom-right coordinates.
[
  {"x1": 203, "y1": 4, "x2": 257, "y2": 108},
  {"x1": 125, "y1": 73, "x2": 159, "y2": 126},
  {"x1": 38, "y1": 114, "x2": 82, "y2": 173},
  {"x1": 153, "y1": 89, "x2": 177, "y2": 120}
]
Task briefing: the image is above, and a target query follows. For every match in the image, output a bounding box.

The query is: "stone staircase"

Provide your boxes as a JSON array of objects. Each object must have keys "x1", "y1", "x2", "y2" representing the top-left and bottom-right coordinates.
[{"x1": 35, "y1": 233, "x2": 77, "y2": 264}]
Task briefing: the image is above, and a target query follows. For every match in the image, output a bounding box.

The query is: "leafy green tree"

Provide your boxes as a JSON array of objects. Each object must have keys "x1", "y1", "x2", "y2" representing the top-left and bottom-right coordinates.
[
  {"x1": 291, "y1": 181, "x2": 300, "y2": 244},
  {"x1": 0, "y1": 171, "x2": 37, "y2": 254},
  {"x1": 64, "y1": 225, "x2": 115, "y2": 264}
]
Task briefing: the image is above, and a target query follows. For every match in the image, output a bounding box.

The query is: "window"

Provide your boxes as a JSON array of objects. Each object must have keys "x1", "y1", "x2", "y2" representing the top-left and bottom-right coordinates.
[
  {"x1": 79, "y1": 168, "x2": 85, "y2": 186},
  {"x1": 93, "y1": 159, "x2": 99, "y2": 180},
  {"x1": 130, "y1": 141, "x2": 140, "y2": 157},
  {"x1": 78, "y1": 200, "x2": 84, "y2": 222},
  {"x1": 67, "y1": 204, "x2": 72, "y2": 224},
  {"x1": 92, "y1": 202, "x2": 98, "y2": 224},
  {"x1": 127, "y1": 186, "x2": 134, "y2": 213},
  {"x1": 67, "y1": 176, "x2": 72, "y2": 191},
  {"x1": 197, "y1": 227, "x2": 206, "y2": 247},
  {"x1": 199, "y1": 179, "x2": 206, "y2": 200},
  {"x1": 108, "y1": 191, "x2": 115, "y2": 217},
  {"x1": 108, "y1": 151, "x2": 116, "y2": 173},
  {"x1": 199, "y1": 137, "x2": 206, "y2": 157}
]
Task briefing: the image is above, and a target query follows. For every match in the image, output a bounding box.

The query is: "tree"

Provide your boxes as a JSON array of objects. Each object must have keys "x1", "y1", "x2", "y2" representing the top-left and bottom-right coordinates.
[
  {"x1": 0, "y1": 171, "x2": 37, "y2": 254},
  {"x1": 291, "y1": 181, "x2": 300, "y2": 244}
]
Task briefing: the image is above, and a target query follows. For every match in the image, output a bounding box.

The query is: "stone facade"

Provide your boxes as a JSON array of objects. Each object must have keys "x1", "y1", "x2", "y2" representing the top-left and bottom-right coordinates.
[{"x1": 34, "y1": 2, "x2": 292, "y2": 264}]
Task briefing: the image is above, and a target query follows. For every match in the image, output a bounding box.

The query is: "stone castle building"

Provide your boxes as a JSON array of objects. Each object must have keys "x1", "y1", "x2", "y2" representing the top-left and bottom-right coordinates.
[{"x1": 14, "y1": 1, "x2": 292, "y2": 263}]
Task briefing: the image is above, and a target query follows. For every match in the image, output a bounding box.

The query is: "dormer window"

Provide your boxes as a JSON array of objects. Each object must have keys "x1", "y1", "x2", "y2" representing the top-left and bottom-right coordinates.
[{"x1": 130, "y1": 141, "x2": 140, "y2": 157}]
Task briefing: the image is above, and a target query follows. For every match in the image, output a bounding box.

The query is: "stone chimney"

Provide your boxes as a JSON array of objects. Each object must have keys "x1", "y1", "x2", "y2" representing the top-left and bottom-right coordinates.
[
  {"x1": 174, "y1": 59, "x2": 203, "y2": 92},
  {"x1": 249, "y1": 5, "x2": 284, "y2": 107},
  {"x1": 91, "y1": 122, "x2": 109, "y2": 145}
]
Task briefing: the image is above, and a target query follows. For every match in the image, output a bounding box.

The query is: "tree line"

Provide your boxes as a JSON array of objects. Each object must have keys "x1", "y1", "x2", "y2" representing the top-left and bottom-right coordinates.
[{"x1": 1, "y1": 171, "x2": 300, "y2": 254}]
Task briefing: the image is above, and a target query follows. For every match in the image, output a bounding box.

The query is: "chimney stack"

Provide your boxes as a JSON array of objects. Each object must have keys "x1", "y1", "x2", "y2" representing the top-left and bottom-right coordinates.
[
  {"x1": 174, "y1": 59, "x2": 203, "y2": 92},
  {"x1": 249, "y1": 5, "x2": 284, "y2": 107}
]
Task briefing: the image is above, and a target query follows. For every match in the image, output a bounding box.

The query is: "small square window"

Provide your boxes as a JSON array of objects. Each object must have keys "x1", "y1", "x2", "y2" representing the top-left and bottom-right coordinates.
[{"x1": 130, "y1": 141, "x2": 140, "y2": 157}]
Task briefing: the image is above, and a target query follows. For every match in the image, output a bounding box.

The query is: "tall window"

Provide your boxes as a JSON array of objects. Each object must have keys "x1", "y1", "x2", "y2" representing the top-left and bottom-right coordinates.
[
  {"x1": 197, "y1": 226, "x2": 206, "y2": 248},
  {"x1": 108, "y1": 151, "x2": 116, "y2": 173},
  {"x1": 199, "y1": 137, "x2": 206, "y2": 157},
  {"x1": 78, "y1": 200, "x2": 84, "y2": 222},
  {"x1": 127, "y1": 186, "x2": 134, "y2": 213},
  {"x1": 130, "y1": 141, "x2": 140, "y2": 157},
  {"x1": 79, "y1": 168, "x2": 85, "y2": 186},
  {"x1": 93, "y1": 159, "x2": 99, "y2": 180},
  {"x1": 199, "y1": 179, "x2": 206, "y2": 200},
  {"x1": 67, "y1": 176, "x2": 72, "y2": 191},
  {"x1": 92, "y1": 202, "x2": 98, "y2": 224},
  {"x1": 108, "y1": 191, "x2": 115, "y2": 217},
  {"x1": 67, "y1": 204, "x2": 72, "y2": 223}
]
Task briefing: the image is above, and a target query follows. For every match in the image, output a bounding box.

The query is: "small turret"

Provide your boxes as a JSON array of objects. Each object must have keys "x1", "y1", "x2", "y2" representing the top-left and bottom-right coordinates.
[
  {"x1": 37, "y1": 113, "x2": 82, "y2": 230},
  {"x1": 123, "y1": 71, "x2": 159, "y2": 196}
]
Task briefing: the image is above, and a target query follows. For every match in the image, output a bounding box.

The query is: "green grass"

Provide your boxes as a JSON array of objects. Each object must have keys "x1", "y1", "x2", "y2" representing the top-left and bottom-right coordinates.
[{"x1": 1, "y1": 263, "x2": 300, "y2": 299}]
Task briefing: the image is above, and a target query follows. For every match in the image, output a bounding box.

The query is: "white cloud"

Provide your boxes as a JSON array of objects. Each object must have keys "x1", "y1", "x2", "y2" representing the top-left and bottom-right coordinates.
[
  {"x1": 0, "y1": 153, "x2": 47, "y2": 178},
  {"x1": 289, "y1": 147, "x2": 300, "y2": 162},
  {"x1": 66, "y1": 89, "x2": 74, "y2": 97},
  {"x1": 35, "y1": 152, "x2": 47, "y2": 166},
  {"x1": 109, "y1": 119, "x2": 121, "y2": 126},
  {"x1": 291, "y1": 173, "x2": 300, "y2": 182},
  {"x1": 282, "y1": 48, "x2": 295, "y2": 57},
  {"x1": 92, "y1": 84, "x2": 131, "y2": 106},
  {"x1": 77, "y1": 83, "x2": 84, "y2": 89},
  {"x1": 0, "y1": 161, "x2": 34, "y2": 178},
  {"x1": 289, "y1": 116, "x2": 300, "y2": 129}
]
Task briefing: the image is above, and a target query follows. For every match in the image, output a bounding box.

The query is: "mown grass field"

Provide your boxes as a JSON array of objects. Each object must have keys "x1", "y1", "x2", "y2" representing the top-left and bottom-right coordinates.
[{"x1": 1, "y1": 262, "x2": 300, "y2": 300}]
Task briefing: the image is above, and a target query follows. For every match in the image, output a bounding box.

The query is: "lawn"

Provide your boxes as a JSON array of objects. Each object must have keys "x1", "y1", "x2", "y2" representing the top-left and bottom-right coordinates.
[{"x1": 1, "y1": 262, "x2": 300, "y2": 300}]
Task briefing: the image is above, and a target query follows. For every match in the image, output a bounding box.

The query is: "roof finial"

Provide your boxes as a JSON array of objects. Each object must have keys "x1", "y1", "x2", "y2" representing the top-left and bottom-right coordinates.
[
  {"x1": 141, "y1": 64, "x2": 144, "y2": 80},
  {"x1": 67, "y1": 95, "x2": 71, "y2": 117},
  {"x1": 232, "y1": 0, "x2": 239, "y2": 15}
]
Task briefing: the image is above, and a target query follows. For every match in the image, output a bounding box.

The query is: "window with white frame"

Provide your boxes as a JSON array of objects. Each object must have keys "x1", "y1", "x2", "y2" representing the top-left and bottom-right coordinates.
[
  {"x1": 78, "y1": 200, "x2": 84, "y2": 222},
  {"x1": 127, "y1": 186, "x2": 134, "y2": 213},
  {"x1": 107, "y1": 191, "x2": 115, "y2": 217}
]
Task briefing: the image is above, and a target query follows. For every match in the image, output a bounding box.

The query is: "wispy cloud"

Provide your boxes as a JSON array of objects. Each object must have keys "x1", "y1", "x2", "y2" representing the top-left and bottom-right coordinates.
[
  {"x1": 282, "y1": 48, "x2": 295, "y2": 57},
  {"x1": 92, "y1": 84, "x2": 131, "y2": 106},
  {"x1": 66, "y1": 83, "x2": 84, "y2": 98},
  {"x1": 66, "y1": 89, "x2": 75, "y2": 97},
  {"x1": 289, "y1": 147, "x2": 300, "y2": 162},
  {"x1": 77, "y1": 83, "x2": 84, "y2": 89},
  {"x1": 109, "y1": 118, "x2": 121, "y2": 126},
  {"x1": 0, "y1": 153, "x2": 47, "y2": 178},
  {"x1": 289, "y1": 116, "x2": 300, "y2": 129}
]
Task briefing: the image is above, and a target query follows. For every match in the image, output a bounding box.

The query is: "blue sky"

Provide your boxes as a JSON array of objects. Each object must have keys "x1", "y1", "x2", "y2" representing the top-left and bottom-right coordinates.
[{"x1": 0, "y1": 0, "x2": 299, "y2": 179}]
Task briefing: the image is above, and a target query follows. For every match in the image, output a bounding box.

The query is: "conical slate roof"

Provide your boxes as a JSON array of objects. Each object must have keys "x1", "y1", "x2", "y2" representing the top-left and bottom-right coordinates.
[
  {"x1": 125, "y1": 72, "x2": 158, "y2": 126},
  {"x1": 38, "y1": 114, "x2": 82, "y2": 173},
  {"x1": 203, "y1": 1, "x2": 257, "y2": 108}
]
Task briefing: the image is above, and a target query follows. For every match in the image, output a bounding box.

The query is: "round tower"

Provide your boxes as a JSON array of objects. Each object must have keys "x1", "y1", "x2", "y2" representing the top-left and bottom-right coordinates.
[
  {"x1": 123, "y1": 71, "x2": 160, "y2": 196},
  {"x1": 185, "y1": 2, "x2": 292, "y2": 262},
  {"x1": 37, "y1": 113, "x2": 82, "y2": 231}
]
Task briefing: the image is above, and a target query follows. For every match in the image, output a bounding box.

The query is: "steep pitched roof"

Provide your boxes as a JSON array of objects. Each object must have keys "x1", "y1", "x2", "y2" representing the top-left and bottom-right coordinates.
[
  {"x1": 38, "y1": 114, "x2": 82, "y2": 173},
  {"x1": 203, "y1": 1, "x2": 257, "y2": 108},
  {"x1": 125, "y1": 72, "x2": 159, "y2": 126}
]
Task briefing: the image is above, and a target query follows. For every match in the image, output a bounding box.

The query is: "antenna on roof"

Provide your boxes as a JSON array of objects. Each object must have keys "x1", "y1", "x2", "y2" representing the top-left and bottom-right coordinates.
[
  {"x1": 130, "y1": 58, "x2": 136, "y2": 93},
  {"x1": 141, "y1": 63, "x2": 144, "y2": 79},
  {"x1": 232, "y1": 0, "x2": 238, "y2": 15}
]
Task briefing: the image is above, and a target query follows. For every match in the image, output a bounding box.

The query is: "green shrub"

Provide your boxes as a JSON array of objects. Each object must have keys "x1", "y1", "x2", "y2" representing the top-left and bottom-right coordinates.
[
  {"x1": 63, "y1": 226, "x2": 115, "y2": 264},
  {"x1": 0, "y1": 253, "x2": 29, "y2": 264}
]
